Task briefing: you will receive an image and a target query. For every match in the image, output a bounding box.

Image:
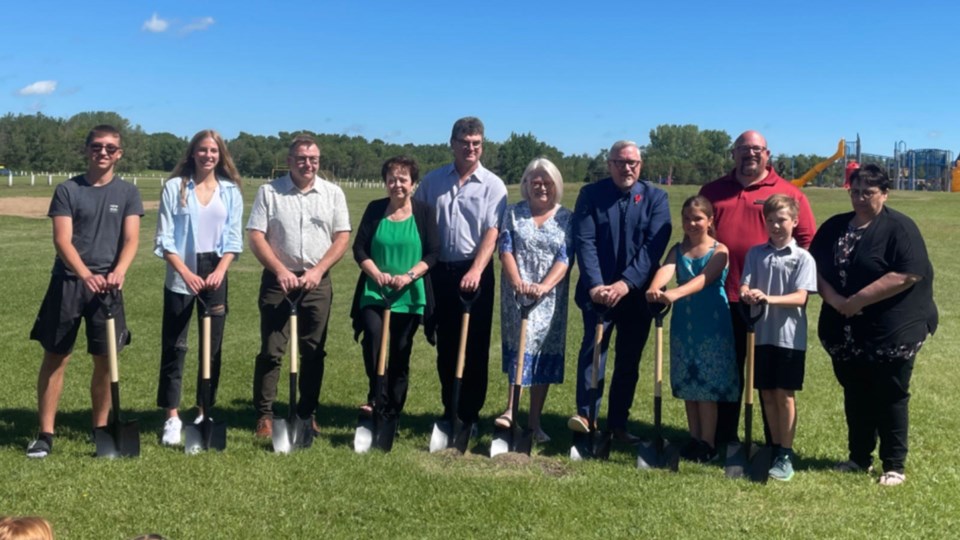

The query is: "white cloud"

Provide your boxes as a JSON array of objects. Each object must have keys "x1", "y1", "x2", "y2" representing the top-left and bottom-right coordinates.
[
  {"x1": 18, "y1": 80, "x2": 57, "y2": 95},
  {"x1": 927, "y1": 130, "x2": 942, "y2": 139},
  {"x1": 182, "y1": 17, "x2": 215, "y2": 34},
  {"x1": 143, "y1": 13, "x2": 169, "y2": 33}
]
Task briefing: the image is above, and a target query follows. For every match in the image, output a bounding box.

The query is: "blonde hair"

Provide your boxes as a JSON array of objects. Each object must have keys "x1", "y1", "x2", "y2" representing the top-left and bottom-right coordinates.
[
  {"x1": 0, "y1": 516, "x2": 54, "y2": 540},
  {"x1": 168, "y1": 129, "x2": 243, "y2": 207},
  {"x1": 520, "y1": 157, "x2": 564, "y2": 206}
]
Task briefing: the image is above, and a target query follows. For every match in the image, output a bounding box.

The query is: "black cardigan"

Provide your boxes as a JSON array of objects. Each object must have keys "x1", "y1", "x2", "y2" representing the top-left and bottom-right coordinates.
[{"x1": 349, "y1": 197, "x2": 440, "y2": 344}]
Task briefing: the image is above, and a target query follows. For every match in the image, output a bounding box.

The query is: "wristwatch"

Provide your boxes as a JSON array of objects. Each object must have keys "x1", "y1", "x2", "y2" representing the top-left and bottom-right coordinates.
[{"x1": 406, "y1": 271, "x2": 416, "y2": 281}]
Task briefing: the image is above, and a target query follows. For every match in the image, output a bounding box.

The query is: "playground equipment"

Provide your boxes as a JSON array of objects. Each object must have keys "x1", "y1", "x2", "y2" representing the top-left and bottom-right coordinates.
[
  {"x1": 789, "y1": 139, "x2": 846, "y2": 188},
  {"x1": 952, "y1": 159, "x2": 960, "y2": 192}
]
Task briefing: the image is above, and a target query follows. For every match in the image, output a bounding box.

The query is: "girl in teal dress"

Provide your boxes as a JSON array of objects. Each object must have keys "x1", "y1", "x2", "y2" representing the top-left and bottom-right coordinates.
[{"x1": 646, "y1": 196, "x2": 738, "y2": 462}]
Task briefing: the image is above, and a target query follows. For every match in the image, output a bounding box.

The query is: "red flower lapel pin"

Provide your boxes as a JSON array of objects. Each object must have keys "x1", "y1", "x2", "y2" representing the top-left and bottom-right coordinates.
[{"x1": 634, "y1": 194, "x2": 642, "y2": 204}]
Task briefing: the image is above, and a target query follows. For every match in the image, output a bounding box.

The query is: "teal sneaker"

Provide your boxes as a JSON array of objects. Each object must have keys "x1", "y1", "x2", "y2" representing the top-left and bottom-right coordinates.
[{"x1": 769, "y1": 454, "x2": 795, "y2": 481}]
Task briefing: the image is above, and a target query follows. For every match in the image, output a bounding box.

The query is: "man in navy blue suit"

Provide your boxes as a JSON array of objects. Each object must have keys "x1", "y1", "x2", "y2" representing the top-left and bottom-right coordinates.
[{"x1": 569, "y1": 140, "x2": 671, "y2": 442}]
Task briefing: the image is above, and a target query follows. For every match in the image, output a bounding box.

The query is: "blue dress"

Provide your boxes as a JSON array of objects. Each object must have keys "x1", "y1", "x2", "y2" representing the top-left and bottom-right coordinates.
[
  {"x1": 669, "y1": 243, "x2": 739, "y2": 402},
  {"x1": 499, "y1": 201, "x2": 572, "y2": 386}
]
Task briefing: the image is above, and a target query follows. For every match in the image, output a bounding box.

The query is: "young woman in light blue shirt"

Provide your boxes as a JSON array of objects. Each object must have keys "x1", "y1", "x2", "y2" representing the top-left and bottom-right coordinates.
[{"x1": 154, "y1": 129, "x2": 243, "y2": 446}]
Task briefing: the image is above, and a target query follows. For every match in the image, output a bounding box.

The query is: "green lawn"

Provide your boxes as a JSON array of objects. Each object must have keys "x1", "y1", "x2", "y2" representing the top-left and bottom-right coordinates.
[{"x1": 0, "y1": 181, "x2": 957, "y2": 539}]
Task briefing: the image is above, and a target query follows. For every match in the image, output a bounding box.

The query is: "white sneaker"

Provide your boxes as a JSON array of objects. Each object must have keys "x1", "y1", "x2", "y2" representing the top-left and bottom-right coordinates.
[
  {"x1": 161, "y1": 417, "x2": 183, "y2": 446},
  {"x1": 193, "y1": 414, "x2": 208, "y2": 425}
]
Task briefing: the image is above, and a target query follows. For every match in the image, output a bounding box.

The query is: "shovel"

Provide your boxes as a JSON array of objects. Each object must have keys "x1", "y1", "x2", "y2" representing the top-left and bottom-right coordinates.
[
  {"x1": 94, "y1": 290, "x2": 140, "y2": 458},
  {"x1": 184, "y1": 297, "x2": 227, "y2": 454},
  {"x1": 490, "y1": 295, "x2": 537, "y2": 458},
  {"x1": 355, "y1": 290, "x2": 398, "y2": 453},
  {"x1": 638, "y1": 300, "x2": 680, "y2": 471},
  {"x1": 724, "y1": 300, "x2": 772, "y2": 483},
  {"x1": 570, "y1": 304, "x2": 611, "y2": 461},
  {"x1": 429, "y1": 287, "x2": 481, "y2": 453},
  {"x1": 272, "y1": 289, "x2": 314, "y2": 454}
]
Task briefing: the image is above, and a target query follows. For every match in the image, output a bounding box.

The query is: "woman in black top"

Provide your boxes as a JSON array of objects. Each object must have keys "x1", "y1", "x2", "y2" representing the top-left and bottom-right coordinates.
[{"x1": 809, "y1": 164, "x2": 937, "y2": 486}]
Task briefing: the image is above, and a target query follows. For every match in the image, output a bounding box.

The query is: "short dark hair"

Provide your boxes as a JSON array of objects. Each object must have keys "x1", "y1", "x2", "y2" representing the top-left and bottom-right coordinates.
[
  {"x1": 849, "y1": 163, "x2": 892, "y2": 192},
  {"x1": 86, "y1": 124, "x2": 122, "y2": 146},
  {"x1": 450, "y1": 117, "x2": 484, "y2": 142},
  {"x1": 288, "y1": 134, "x2": 319, "y2": 155},
  {"x1": 381, "y1": 156, "x2": 420, "y2": 183}
]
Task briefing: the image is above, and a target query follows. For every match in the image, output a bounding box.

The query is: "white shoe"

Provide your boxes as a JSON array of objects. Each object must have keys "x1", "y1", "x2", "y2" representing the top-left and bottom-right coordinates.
[
  {"x1": 162, "y1": 417, "x2": 183, "y2": 446},
  {"x1": 194, "y1": 414, "x2": 211, "y2": 425}
]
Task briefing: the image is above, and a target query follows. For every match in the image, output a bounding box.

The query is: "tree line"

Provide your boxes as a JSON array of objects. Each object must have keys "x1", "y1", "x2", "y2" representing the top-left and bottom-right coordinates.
[{"x1": 0, "y1": 111, "x2": 844, "y2": 186}]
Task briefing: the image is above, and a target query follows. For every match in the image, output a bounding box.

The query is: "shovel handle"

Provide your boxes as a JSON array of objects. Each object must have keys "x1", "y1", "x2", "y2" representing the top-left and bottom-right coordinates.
[
  {"x1": 106, "y1": 316, "x2": 119, "y2": 384},
  {"x1": 514, "y1": 318, "x2": 528, "y2": 386},
  {"x1": 201, "y1": 314, "x2": 212, "y2": 380},
  {"x1": 455, "y1": 311, "x2": 470, "y2": 379},
  {"x1": 289, "y1": 313, "x2": 299, "y2": 375},
  {"x1": 653, "y1": 324, "x2": 663, "y2": 399},
  {"x1": 377, "y1": 309, "x2": 391, "y2": 377}
]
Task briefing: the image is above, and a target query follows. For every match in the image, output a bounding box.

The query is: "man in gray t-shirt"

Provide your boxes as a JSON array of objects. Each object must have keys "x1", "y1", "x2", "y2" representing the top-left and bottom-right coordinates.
[{"x1": 27, "y1": 125, "x2": 143, "y2": 459}]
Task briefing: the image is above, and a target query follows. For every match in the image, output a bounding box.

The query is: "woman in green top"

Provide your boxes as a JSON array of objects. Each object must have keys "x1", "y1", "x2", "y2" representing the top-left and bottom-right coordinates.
[{"x1": 350, "y1": 156, "x2": 440, "y2": 420}]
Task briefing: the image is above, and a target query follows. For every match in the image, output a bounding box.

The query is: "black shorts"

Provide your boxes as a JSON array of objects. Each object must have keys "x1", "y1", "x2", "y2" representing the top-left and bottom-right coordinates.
[
  {"x1": 754, "y1": 345, "x2": 805, "y2": 391},
  {"x1": 30, "y1": 275, "x2": 131, "y2": 356}
]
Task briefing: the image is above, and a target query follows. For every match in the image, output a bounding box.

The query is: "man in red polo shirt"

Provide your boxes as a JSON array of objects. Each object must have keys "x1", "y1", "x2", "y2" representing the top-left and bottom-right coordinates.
[{"x1": 699, "y1": 130, "x2": 816, "y2": 450}]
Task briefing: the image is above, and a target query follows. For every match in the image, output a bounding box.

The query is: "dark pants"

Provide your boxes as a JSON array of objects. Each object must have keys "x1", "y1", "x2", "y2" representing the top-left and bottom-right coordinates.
[
  {"x1": 253, "y1": 270, "x2": 332, "y2": 419},
  {"x1": 360, "y1": 307, "x2": 421, "y2": 417},
  {"x1": 432, "y1": 260, "x2": 495, "y2": 424},
  {"x1": 574, "y1": 294, "x2": 652, "y2": 431},
  {"x1": 715, "y1": 306, "x2": 773, "y2": 447},
  {"x1": 156, "y1": 254, "x2": 228, "y2": 409},
  {"x1": 832, "y1": 357, "x2": 914, "y2": 473}
]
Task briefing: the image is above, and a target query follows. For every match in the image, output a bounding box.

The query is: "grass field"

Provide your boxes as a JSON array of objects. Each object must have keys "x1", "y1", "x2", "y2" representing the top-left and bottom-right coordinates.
[{"x1": 0, "y1": 180, "x2": 957, "y2": 539}]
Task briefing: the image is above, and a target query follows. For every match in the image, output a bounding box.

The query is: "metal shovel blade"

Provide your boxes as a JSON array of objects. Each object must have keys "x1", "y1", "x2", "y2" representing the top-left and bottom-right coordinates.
[
  {"x1": 514, "y1": 428, "x2": 533, "y2": 456},
  {"x1": 637, "y1": 438, "x2": 680, "y2": 471},
  {"x1": 749, "y1": 445, "x2": 773, "y2": 484},
  {"x1": 184, "y1": 419, "x2": 227, "y2": 455},
  {"x1": 372, "y1": 414, "x2": 399, "y2": 452},
  {"x1": 272, "y1": 416, "x2": 314, "y2": 454},
  {"x1": 490, "y1": 427, "x2": 511, "y2": 458},
  {"x1": 94, "y1": 421, "x2": 140, "y2": 459},
  {"x1": 452, "y1": 422, "x2": 473, "y2": 454},
  {"x1": 570, "y1": 430, "x2": 610, "y2": 461},
  {"x1": 724, "y1": 442, "x2": 747, "y2": 478},
  {"x1": 353, "y1": 415, "x2": 374, "y2": 454},
  {"x1": 429, "y1": 419, "x2": 451, "y2": 453}
]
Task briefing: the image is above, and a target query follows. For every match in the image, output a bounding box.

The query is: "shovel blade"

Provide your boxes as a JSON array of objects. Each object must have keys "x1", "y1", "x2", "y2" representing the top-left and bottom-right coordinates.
[
  {"x1": 94, "y1": 421, "x2": 140, "y2": 459},
  {"x1": 183, "y1": 420, "x2": 227, "y2": 455},
  {"x1": 372, "y1": 414, "x2": 399, "y2": 452},
  {"x1": 354, "y1": 415, "x2": 374, "y2": 454},
  {"x1": 724, "y1": 442, "x2": 747, "y2": 478},
  {"x1": 570, "y1": 431, "x2": 610, "y2": 461},
  {"x1": 490, "y1": 428, "x2": 511, "y2": 458},
  {"x1": 749, "y1": 445, "x2": 773, "y2": 484},
  {"x1": 452, "y1": 422, "x2": 473, "y2": 454},
  {"x1": 515, "y1": 429, "x2": 533, "y2": 456},
  {"x1": 637, "y1": 438, "x2": 680, "y2": 472},
  {"x1": 429, "y1": 420, "x2": 451, "y2": 453},
  {"x1": 272, "y1": 418, "x2": 293, "y2": 454}
]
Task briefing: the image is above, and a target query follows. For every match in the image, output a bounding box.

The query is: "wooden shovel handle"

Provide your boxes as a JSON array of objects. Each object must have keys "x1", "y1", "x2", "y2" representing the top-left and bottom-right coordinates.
[{"x1": 377, "y1": 309, "x2": 391, "y2": 377}]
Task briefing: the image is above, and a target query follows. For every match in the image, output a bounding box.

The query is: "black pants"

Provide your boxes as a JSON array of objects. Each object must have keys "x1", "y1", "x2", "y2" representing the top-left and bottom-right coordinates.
[
  {"x1": 574, "y1": 294, "x2": 652, "y2": 431},
  {"x1": 832, "y1": 357, "x2": 914, "y2": 473},
  {"x1": 715, "y1": 306, "x2": 773, "y2": 447},
  {"x1": 360, "y1": 307, "x2": 421, "y2": 417},
  {"x1": 156, "y1": 253, "x2": 227, "y2": 410},
  {"x1": 252, "y1": 270, "x2": 332, "y2": 419},
  {"x1": 433, "y1": 260, "x2": 495, "y2": 424}
]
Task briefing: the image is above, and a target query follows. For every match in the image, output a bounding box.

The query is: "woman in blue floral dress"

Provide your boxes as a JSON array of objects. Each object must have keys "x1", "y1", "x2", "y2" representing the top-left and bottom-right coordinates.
[{"x1": 496, "y1": 158, "x2": 573, "y2": 443}]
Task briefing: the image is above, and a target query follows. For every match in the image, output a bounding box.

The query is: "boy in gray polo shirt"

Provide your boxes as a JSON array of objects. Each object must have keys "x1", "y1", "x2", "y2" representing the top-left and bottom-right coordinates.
[{"x1": 740, "y1": 194, "x2": 817, "y2": 481}]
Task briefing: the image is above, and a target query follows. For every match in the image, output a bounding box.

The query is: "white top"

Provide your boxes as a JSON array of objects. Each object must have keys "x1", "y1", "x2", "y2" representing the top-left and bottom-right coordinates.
[
  {"x1": 245, "y1": 174, "x2": 351, "y2": 272},
  {"x1": 196, "y1": 184, "x2": 226, "y2": 253},
  {"x1": 413, "y1": 162, "x2": 507, "y2": 262}
]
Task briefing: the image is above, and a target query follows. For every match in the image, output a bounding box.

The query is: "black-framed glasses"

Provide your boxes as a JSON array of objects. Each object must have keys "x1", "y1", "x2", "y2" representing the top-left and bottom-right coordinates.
[
  {"x1": 89, "y1": 143, "x2": 121, "y2": 155},
  {"x1": 292, "y1": 156, "x2": 320, "y2": 166},
  {"x1": 609, "y1": 159, "x2": 640, "y2": 168},
  {"x1": 735, "y1": 145, "x2": 767, "y2": 155},
  {"x1": 455, "y1": 138, "x2": 482, "y2": 149}
]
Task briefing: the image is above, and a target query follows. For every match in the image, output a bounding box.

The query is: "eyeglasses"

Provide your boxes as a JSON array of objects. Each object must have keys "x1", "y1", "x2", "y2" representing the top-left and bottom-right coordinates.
[
  {"x1": 735, "y1": 145, "x2": 767, "y2": 155},
  {"x1": 89, "y1": 144, "x2": 121, "y2": 155},
  {"x1": 292, "y1": 156, "x2": 320, "y2": 166},
  {"x1": 609, "y1": 159, "x2": 641, "y2": 168},
  {"x1": 849, "y1": 188, "x2": 882, "y2": 199},
  {"x1": 455, "y1": 138, "x2": 482, "y2": 149},
  {"x1": 529, "y1": 180, "x2": 553, "y2": 190}
]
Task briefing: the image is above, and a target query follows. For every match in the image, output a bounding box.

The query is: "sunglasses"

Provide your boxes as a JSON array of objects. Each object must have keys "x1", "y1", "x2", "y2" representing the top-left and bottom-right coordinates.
[{"x1": 89, "y1": 143, "x2": 122, "y2": 155}]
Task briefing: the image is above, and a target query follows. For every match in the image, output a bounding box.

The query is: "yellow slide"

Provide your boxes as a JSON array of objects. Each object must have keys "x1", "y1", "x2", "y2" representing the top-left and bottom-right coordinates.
[
  {"x1": 952, "y1": 161, "x2": 960, "y2": 192},
  {"x1": 790, "y1": 139, "x2": 846, "y2": 187}
]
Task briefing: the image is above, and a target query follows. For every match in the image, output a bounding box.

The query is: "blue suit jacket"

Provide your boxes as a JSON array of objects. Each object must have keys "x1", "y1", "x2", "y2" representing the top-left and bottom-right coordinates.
[{"x1": 573, "y1": 178, "x2": 672, "y2": 308}]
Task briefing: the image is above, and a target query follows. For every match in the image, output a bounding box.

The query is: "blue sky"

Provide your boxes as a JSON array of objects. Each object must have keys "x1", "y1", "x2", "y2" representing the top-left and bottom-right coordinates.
[{"x1": 2, "y1": 1, "x2": 957, "y2": 159}]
